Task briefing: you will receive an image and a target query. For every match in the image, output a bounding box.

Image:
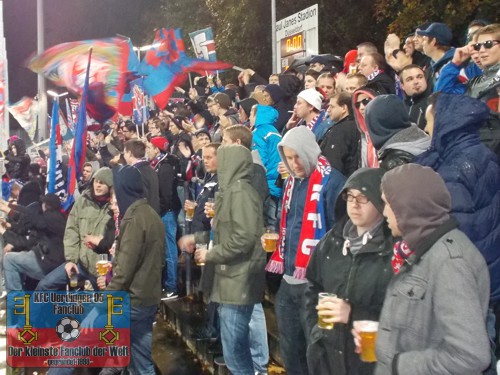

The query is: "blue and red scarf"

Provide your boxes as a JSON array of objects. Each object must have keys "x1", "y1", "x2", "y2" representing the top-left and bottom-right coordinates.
[{"x1": 266, "y1": 156, "x2": 331, "y2": 280}]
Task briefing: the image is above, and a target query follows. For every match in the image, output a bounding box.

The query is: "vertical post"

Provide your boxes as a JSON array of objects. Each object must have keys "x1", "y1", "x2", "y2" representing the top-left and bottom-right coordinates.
[
  {"x1": 0, "y1": 0, "x2": 9, "y2": 150},
  {"x1": 271, "y1": 0, "x2": 277, "y2": 73},
  {"x1": 37, "y1": 0, "x2": 47, "y2": 141}
]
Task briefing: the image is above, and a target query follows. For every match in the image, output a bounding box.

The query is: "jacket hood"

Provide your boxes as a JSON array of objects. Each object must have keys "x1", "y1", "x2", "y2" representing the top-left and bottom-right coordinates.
[
  {"x1": 278, "y1": 74, "x2": 303, "y2": 99},
  {"x1": 92, "y1": 167, "x2": 113, "y2": 187},
  {"x1": 112, "y1": 165, "x2": 144, "y2": 215},
  {"x1": 378, "y1": 125, "x2": 430, "y2": 156},
  {"x1": 352, "y1": 87, "x2": 380, "y2": 134},
  {"x1": 365, "y1": 95, "x2": 412, "y2": 150},
  {"x1": 430, "y1": 93, "x2": 490, "y2": 154},
  {"x1": 239, "y1": 98, "x2": 258, "y2": 117},
  {"x1": 339, "y1": 167, "x2": 386, "y2": 213},
  {"x1": 216, "y1": 145, "x2": 253, "y2": 190},
  {"x1": 278, "y1": 127, "x2": 320, "y2": 178},
  {"x1": 254, "y1": 105, "x2": 279, "y2": 128},
  {"x1": 381, "y1": 163, "x2": 451, "y2": 250},
  {"x1": 265, "y1": 84, "x2": 285, "y2": 103},
  {"x1": 11, "y1": 139, "x2": 27, "y2": 155}
]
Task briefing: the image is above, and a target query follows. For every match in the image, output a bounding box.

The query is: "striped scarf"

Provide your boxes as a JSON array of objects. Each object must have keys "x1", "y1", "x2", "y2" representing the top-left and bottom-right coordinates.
[{"x1": 266, "y1": 156, "x2": 331, "y2": 280}]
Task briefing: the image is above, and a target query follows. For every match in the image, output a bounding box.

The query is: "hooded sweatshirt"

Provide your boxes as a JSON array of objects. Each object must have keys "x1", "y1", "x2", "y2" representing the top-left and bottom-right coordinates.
[
  {"x1": 264, "y1": 84, "x2": 291, "y2": 132},
  {"x1": 6, "y1": 139, "x2": 30, "y2": 182},
  {"x1": 277, "y1": 127, "x2": 346, "y2": 280},
  {"x1": 252, "y1": 105, "x2": 282, "y2": 198},
  {"x1": 113, "y1": 165, "x2": 145, "y2": 216},
  {"x1": 365, "y1": 95, "x2": 430, "y2": 169},
  {"x1": 352, "y1": 87, "x2": 380, "y2": 168},
  {"x1": 108, "y1": 166, "x2": 165, "y2": 307}
]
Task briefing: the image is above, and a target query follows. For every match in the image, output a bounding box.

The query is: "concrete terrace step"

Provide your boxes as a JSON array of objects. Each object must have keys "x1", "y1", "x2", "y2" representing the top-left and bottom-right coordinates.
[{"x1": 159, "y1": 292, "x2": 285, "y2": 374}]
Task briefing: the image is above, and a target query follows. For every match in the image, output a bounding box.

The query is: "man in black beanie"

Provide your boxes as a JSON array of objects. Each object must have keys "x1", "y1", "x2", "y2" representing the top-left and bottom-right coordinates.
[{"x1": 104, "y1": 165, "x2": 165, "y2": 375}]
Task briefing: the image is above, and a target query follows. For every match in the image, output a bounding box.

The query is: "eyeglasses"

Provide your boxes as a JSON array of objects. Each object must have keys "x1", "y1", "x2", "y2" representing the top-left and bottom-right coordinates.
[
  {"x1": 354, "y1": 98, "x2": 371, "y2": 109},
  {"x1": 342, "y1": 192, "x2": 369, "y2": 204},
  {"x1": 473, "y1": 40, "x2": 500, "y2": 51}
]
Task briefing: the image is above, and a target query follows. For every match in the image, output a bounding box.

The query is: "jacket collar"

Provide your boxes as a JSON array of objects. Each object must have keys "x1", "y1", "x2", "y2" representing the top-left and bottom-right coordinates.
[{"x1": 405, "y1": 218, "x2": 458, "y2": 266}]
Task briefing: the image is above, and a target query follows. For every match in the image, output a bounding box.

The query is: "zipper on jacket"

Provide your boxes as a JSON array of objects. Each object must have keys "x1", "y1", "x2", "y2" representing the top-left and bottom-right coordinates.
[{"x1": 344, "y1": 254, "x2": 357, "y2": 300}]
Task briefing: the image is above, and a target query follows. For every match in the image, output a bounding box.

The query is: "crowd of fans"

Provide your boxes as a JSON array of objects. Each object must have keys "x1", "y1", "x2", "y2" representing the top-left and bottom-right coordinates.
[{"x1": 0, "y1": 19, "x2": 499, "y2": 375}]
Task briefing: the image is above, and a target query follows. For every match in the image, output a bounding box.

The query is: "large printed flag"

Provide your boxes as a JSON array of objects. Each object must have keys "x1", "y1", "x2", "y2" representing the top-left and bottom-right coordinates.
[
  {"x1": 7, "y1": 291, "x2": 130, "y2": 368},
  {"x1": 7, "y1": 97, "x2": 39, "y2": 141},
  {"x1": 46, "y1": 99, "x2": 66, "y2": 200},
  {"x1": 63, "y1": 49, "x2": 92, "y2": 211},
  {"x1": 189, "y1": 27, "x2": 218, "y2": 62},
  {"x1": 140, "y1": 28, "x2": 232, "y2": 109},
  {"x1": 27, "y1": 37, "x2": 132, "y2": 123}
]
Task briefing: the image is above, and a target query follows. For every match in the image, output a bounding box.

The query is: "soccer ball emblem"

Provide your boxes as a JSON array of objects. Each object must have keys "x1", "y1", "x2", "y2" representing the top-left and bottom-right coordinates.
[{"x1": 56, "y1": 316, "x2": 80, "y2": 342}]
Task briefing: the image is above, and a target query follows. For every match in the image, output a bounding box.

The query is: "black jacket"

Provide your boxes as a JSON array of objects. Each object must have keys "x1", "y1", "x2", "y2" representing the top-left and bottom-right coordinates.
[
  {"x1": 4, "y1": 204, "x2": 66, "y2": 273},
  {"x1": 378, "y1": 148, "x2": 415, "y2": 171},
  {"x1": 320, "y1": 116, "x2": 360, "y2": 178},
  {"x1": 369, "y1": 73, "x2": 395, "y2": 95},
  {"x1": 154, "y1": 154, "x2": 182, "y2": 215},
  {"x1": 192, "y1": 173, "x2": 218, "y2": 233},
  {"x1": 305, "y1": 218, "x2": 394, "y2": 375}
]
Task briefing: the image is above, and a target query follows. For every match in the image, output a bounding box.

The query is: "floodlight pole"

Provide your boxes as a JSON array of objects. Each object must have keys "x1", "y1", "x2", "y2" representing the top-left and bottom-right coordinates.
[
  {"x1": 271, "y1": 0, "x2": 277, "y2": 73},
  {"x1": 37, "y1": 0, "x2": 47, "y2": 141}
]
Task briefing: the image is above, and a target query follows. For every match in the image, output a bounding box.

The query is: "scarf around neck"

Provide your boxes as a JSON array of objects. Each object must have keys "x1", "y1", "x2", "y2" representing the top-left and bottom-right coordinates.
[{"x1": 265, "y1": 156, "x2": 331, "y2": 280}]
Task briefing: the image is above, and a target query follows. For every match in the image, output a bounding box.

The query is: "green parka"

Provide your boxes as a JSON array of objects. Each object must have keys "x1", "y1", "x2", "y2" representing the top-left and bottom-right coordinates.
[
  {"x1": 204, "y1": 145, "x2": 266, "y2": 305},
  {"x1": 64, "y1": 190, "x2": 114, "y2": 276}
]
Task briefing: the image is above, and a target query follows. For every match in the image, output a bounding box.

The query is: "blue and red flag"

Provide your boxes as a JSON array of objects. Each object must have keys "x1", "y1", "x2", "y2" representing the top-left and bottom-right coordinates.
[
  {"x1": 189, "y1": 27, "x2": 218, "y2": 62},
  {"x1": 46, "y1": 98, "x2": 66, "y2": 201},
  {"x1": 63, "y1": 49, "x2": 92, "y2": 211},
  {"x1": 140, "y1": 28, "x2": 233, "y2": 109},
  {"x1": 27, "y1": 37, "x2": 132, "y2": 123}
]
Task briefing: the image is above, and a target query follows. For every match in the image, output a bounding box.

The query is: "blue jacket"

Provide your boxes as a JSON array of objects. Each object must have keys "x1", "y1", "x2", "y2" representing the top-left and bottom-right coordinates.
[
  {"x1": 252, "y1": 105, "x2": 282, "y2": 198},
  {"x1": 431, "y1": 48, "x2": 455, "y2": 89},
  {"x1": 414, "y1": 94, "x2": 500, "y2": 301},
  {"x1": 435, "y1": 60, "x2": 483, "y2": 94}
]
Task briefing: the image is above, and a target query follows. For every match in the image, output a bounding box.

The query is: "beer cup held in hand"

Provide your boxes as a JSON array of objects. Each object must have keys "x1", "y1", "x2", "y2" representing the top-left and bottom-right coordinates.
[
  {"x1": 185, "y1": 200, "x2": 196, "y2": 221},
  {"x1": 195, "y1": 244, "x2": 207, "y2": 266},
  {"x1": 263, "y1": 227, "x2": 279, "y2": 252},
  {"x1": 96, "y1": 254, "x2": 109, "y2": 276},
  {"x1": 206, "y1": 198, "x2": 215, "y2": 218},
  {"x1": 354, "y1": 320, "x2": 379, "y2": 362},
  {"x1": 317, "y1": 292, "x2": 337, "y2": 330}
]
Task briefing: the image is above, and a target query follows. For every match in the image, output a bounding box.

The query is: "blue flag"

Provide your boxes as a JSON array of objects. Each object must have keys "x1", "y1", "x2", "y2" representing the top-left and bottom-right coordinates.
[
  {"x1": 47, "y1": 99, "x2": 66, "y2": 201},
  {"x1": 63, "y1": 49, "x2": 92, "y2": 211}
]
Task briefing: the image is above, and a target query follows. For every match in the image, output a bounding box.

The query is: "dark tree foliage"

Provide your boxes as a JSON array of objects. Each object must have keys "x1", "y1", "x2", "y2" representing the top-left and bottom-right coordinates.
[{"x1": 134, "y1": 0, "x2": 499, "y2": 81}]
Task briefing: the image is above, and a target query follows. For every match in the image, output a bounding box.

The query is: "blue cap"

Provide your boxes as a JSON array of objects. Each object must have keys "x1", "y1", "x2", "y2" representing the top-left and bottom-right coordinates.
[{"x1": 417, "y1": 23, "x2": 452, "y2": 46}]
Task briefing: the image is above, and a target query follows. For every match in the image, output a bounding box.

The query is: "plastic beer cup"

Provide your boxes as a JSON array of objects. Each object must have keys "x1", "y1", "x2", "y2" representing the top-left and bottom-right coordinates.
[
  {"x1": 185, "y1": 200, "x2": 196, "y2": 221},
  {"x1": 317, "y1": 292, "x2": 337, "y2": 329},
  {"x1": 354, "y1": 320, "x2": 379, "y2": 362}
]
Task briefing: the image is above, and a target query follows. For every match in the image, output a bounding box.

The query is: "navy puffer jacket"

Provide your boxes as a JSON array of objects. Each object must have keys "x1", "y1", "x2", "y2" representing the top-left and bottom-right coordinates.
[{"x1": 414, "y1": 93, "x2": 500, "y2": 301}]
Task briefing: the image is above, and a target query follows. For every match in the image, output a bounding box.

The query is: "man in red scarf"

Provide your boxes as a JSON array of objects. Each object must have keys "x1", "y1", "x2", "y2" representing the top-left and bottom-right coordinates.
[{"x1": 265, "y1": 126, "x2": 346, "y2": 375}]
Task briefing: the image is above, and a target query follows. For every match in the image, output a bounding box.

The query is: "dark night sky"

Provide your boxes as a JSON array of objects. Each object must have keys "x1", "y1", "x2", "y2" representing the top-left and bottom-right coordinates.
[{"x1": 4, "y1": 0, "x2": 154, "y2": 103}]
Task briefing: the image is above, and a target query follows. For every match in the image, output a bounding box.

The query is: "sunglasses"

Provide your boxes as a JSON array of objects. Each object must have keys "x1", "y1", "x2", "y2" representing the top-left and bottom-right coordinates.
[
  {"x1": 354, "y1": 98, "x2": 371, "y2": 109},
  {"x1": 473, "y1": 40, "x2": 500, "y2": 51}
]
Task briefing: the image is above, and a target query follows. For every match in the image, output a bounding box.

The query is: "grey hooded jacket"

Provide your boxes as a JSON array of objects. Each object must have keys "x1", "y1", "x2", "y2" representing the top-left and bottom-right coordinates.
[{"x1": 375, "y1": 164, "x2": 490, "y2": 375}]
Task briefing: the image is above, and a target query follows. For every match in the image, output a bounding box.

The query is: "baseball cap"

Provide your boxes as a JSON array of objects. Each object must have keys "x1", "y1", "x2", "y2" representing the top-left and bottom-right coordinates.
[{"x1": 417, "y1": 23, "x2": 453, "y2": 46}]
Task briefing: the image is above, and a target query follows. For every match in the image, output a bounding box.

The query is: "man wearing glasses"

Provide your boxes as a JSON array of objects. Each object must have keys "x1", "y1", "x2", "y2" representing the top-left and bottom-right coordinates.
[{"x1": 451, "y1": 23, "x2": 500, "y2": 101}]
